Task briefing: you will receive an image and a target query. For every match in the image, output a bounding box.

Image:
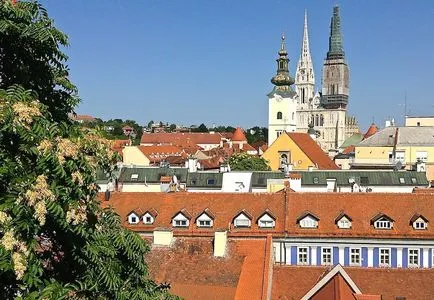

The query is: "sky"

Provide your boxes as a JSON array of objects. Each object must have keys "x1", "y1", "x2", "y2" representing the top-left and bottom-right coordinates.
[{"x1": 42, "y1": 0, "x2": 434, "y2": 132}]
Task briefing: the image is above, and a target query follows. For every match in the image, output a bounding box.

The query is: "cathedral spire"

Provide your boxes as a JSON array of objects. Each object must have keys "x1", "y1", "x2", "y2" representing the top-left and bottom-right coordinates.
[
  {"x1": 301, "y1": 10, "x2": 312, "y2": 64},
  {"x1": 327, "y1": 5, "x2": 344, "y2": 59}
]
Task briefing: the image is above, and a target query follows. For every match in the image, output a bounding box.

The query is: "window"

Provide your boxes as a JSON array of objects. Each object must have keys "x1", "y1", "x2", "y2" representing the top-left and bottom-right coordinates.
[
  {"x1": 313, "y1": 177, "x2": 319, "y2": 184},
  {"x1": 374, "y1": 218, "x2": 392, "y2": 229},
  {"x1": 299, "y1": 216, "x2": 318, "y2": 228},
  {"x1": 196, "y1": 212, "x2": 213, "y2": 228},
  {"x1": 207, "y1": 179, "x2": 215, "y2": 185},
  {"x1": 395, "y1": 151, "x2": 405, "y2": 163},
  {"x1": 234, "y1": 213, "x2": 251, "y2": 228},
  {"x1": 277, "y1": 112, "x2": 283, "y2": 120},
  {"x1": 416, "y1": 151, "x2": 428, "y2": 162},
  {"x1": 172, "y1": 212, "x2": 189, "y2": 227},
  {"x1": 337, "y1": 217, "x2": 352, "y2": 229},
  {"x1": 198, "y1": 220, "x2": 211, "y2": 227},
  {"x1": 379, "y1": 248, "x2": 390, "y2": 266},
  {"x1": 143, "y1": 213, "x2": 154, "y2": 224},
  {"x1": 408, "y1": 249, "x2": 419, "y2": 267},
  {"x1": 413, "y1": 218, "x2": 427, "y2": 230},
  {"x1": 174, "y1": 220, "x2": 187, "y2": 227},
  {"x1": 399, "y1": 177, "x2": 405, "y2": 184},
  {"x1": 298, "y1": 247, "x2": 309, "y2": 265},
  {"x1": 321, "y1": 247, "x2": 332, "y2": 265},
  {"x1": 131, "y1": 174, "x2": 139, "y2": 180},
  {"x1": 350, "y1": 248, "x2": 361, "y2": 265},
  {"x1": 292, "y1": 112, "x2": 295, "y2": 121},
  {"x1": 128, "y1": 213, "x2": 139, "y2": 224},
  {"x1": 258, "y1": 213, "x2": 275, "y2": 228},
  {"x1": 411, "y1": 178, "x2": 417, "y2": 184}
]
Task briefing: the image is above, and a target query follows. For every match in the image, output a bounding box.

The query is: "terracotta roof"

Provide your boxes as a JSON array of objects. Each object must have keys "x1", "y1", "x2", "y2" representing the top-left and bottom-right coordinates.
[
  {"x1": 100, "y1": 192, "x2": 434, "y2": 239},
  {"x1": 286, "y1": 132, "x2": 339, "y2": 170},
  {"x1": 342, "y1": 145, "x2": 355, "y2": 154},
  {"x1": 138, "y1": 145, "x2": 183, "y2": 157},
  {"x1": 232, "y1": 127, "x2": 247, "y2": 142},
  {"x1": 145, "y1": 238, "x2": 244, "y2": 300},
  {"x1": 110, "y1": 139, "x2": 130, "y2": 155},
  {"x1": 140, "y1": 132, "x2": 222, "y2": 146},
  {"x1": 363, "y1": 123, "x2": 379, "y2": 139},
  {"x1": 100, "y1": 192, "x2": 285, "y2": 235},
  {"x1": 71, "y1": 114, "x2": 96, "y2": 121},
  {"x1": 272, "y1": 266, "x2": 434, "y2": 300}
]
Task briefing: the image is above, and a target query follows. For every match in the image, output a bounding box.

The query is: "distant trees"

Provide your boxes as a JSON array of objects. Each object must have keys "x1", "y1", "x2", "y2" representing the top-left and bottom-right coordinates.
[{"x1": 228, "y1": 153, "x2": 270, "y2": 171}]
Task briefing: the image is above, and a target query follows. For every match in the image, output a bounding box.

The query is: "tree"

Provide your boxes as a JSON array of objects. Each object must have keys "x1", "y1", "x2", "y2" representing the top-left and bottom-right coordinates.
[
  {"x1": 227, "y1": 153, "x2": 270, "y2": 171},
  {"x1": 195, "y1": 123, "x2": 208, "y2": 132},
  {"x1": 147, "y1": 120, "x2": 154, "y2": 129},
  {"x1": 169, "y1": 123, "x2": 176, "y2": 132},
  {"x1": 0, "y1": 1, "x2": 177, "y2": 299}
]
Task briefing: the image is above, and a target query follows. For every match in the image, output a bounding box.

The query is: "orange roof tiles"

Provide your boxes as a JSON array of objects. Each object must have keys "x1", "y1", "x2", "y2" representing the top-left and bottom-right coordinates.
[
  {"x1": 101, "y1": 192, "x2": 434, "y2": 239},
  {"x1": 140, "y1": 132, "x2": 222, "y2": 146},
  {"x1": 363, "y1": 123, "x2": 379, "y2": 140},
  {"x1": 138, "y1": 145, "x2": 183, "y2": 156},
  {"x1": 286, "y1": 132, "x2": 339, "y2": 170},
  {"x1": 232, "y1": 127, "x2": 247, "y2": 142},
  {"x1": 272, "y1": 266, "x2": 434, "y2": 300}
]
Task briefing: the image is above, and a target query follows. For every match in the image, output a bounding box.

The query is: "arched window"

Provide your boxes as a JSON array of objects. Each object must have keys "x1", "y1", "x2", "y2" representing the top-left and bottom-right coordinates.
[
  {"x1": 277, "y1": 112, "x2": 283, "y2": 120},
  {"x1": 320, "y1": 114, "x2": 324, "y2": 126},
  {"x1": 292, "y1": 112, "x2": 295, "y2": 120},
  {"x1": 315, "y1": 114, "x2": 319, "y2": 126}
]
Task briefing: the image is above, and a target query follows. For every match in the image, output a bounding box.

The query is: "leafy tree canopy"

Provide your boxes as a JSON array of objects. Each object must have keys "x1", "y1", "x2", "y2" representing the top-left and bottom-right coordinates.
[
  {"x1": 0, "y1": 1, "x2": 177, "y2": 299},
  {"x1": 227, "y1": 153, "x2": 270, "y2": 171}
]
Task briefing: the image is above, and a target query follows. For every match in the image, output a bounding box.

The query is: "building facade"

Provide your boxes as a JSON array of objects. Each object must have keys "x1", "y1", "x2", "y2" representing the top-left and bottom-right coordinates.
[{"x1": 268, "y1": 6, "x2": 360, "y2": 151}]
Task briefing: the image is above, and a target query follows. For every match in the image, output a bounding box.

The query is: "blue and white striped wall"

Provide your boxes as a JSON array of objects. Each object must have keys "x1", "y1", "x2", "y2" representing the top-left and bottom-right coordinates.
[{"x1": 273, "y1": 238, "x2": 434, "y2": 269}]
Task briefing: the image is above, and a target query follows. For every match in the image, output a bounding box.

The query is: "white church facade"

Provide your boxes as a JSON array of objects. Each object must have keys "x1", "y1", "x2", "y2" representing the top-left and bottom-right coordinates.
[{"x1": 268, "y1": 7, "x2": 359, "y2": 151}]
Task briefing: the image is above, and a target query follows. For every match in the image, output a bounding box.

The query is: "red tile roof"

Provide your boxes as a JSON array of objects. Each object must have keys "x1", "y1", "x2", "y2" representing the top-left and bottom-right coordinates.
[
  {"x1": 363, "y1": 123, "x2": 379, "y2": 140},
  {"x1": 286, "y1": 132, "x2": 339, "y2": 170},
  {"x1": 342, "y1": 145, "x2": 356, "y2": 154},
  {"x1": 140, "y1": 132, "x2": 222, "y2": 146},
  {"x1": 71, "y1": 114, "x2": 96, "y2": 121},
  {"x1": 100, "y1": 192, "x2": 434, "y2": 239},
  {"x1": 232, "y1": 127, "x2": 247, "y2": 142},
  {"x1": 110, "y1": 139, "x2": 130, "y2": 155},
  {"x1": 138, "y1": 145, "x2": 183, "y2": 156}
]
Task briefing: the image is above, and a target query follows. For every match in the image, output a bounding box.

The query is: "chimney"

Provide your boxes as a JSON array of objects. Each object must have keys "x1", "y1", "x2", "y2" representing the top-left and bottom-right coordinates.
[
  {"x1": 288, "y1": 173, "x2": 301, "y2": 192},
  {"x1": 187, "y1": 157, "x2": 198, "y2": 172},
  {"x1": 326, "y1": 178, "x2": 337, "y2": 192},
  {"x1": 214, "y1": 230, "x2": 227, "y2": 257},
  {"x1": 153, "y1": 228, "x2": 173, "y2": 246},
  {"x1": 104, "y1": 190, "x2": 111, "y2": 201}
]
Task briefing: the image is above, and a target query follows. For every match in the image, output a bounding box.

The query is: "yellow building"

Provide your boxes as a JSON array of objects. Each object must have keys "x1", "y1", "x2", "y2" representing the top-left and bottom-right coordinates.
[
  {"x1": 405, "y1": 116, "x2": 434, "y2": 127},
  {"x1": 261, "y1": 132, "x2": 338, "y2": 171},
  {"x1": 354, "y1": 126, "x2": 434, "y2": 181},
  {"x1": 122, "y1": 145, "x2": 184, "y2": 166}
]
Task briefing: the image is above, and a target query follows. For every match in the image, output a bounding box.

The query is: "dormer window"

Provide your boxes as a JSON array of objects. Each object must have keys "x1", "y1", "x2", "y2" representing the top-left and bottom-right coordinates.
[
  {"x1": 234, "y1": 210, "x2": 252, "y2": 228},
  {"x1": 410, "y1": 214, "x2": 428, "y2": 230},
  {"x1": 372, "y1": 213, "x2": 394, "y2": 230},
  {"x1": 127, "y1": 212, "x2": 140, "y2": 224},
  {"x1": 131, "y1": 174, "x2": 139, "y2": 180},
  {"x1": 335, "y1": 212, "x2": 352, "y2": 229},
  {"x1": 172, "y1": 209, "x2": 191, "y2": 228},
  {"x1": 143, "y1": 213, "x2": 154, "y2": 224},
  {"x1": 196, "y1": 209, "x2": 215, "y2": 228},
  {"x1": 258, "y1": 210, "x2": 276, "y2": 228},
  {"x1": 297, "y1": 211, "x2": 319, "y2": 229}
]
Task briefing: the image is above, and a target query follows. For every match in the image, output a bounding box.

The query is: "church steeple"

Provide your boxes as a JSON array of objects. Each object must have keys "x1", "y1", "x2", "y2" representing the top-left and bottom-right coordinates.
[
  {"x1": 327, "y1": 5, "x2": 345, "y2": 59},
  {"x1": 321, "y1": 5, "x2": 349, "y2": 109},
  {"x1": 270, "y1": 34, "x2": 295, "y2": 93},
  {"x1": 295, "y1": 10, "x2": 315, "y2": 108}
]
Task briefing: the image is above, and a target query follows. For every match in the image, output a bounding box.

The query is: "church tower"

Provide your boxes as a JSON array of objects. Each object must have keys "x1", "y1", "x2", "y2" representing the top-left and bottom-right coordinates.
[
  {"x1": 321, "y1": 5, "x2": 349, "y2": 109},
  {"x1": 267, "y1": 35, "x2": 298, "y2": 146},
  {"x1": 295, "y1": 11, "x2": 315, "y2": 110}
]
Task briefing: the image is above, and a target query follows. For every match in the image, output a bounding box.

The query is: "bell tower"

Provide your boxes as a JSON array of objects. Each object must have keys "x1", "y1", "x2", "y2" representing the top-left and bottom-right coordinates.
[
  {"x1": 321, "y1": 5, "x2": 349, "y2": 109},
  {"x1": 267, "y1": 35, "x2": 298, "y2": 146}
]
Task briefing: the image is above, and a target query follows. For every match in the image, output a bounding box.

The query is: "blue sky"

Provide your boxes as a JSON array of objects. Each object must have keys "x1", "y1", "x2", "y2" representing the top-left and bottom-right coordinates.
[{"x1": 42, "y1": 0, "x2": 434, "y2": 131}]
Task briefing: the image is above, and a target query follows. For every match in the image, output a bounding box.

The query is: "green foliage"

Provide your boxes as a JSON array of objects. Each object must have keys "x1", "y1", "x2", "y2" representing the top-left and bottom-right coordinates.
[
  {"x1": 0, "y1": 1, "x2": 178, "y2": 299},
  {"x1": 227, "y1": 153, "x2": 270, "y2": 171},
  {"x1": 245, "y1": 126, "x2": 268, "y2": 145},
  {"x1": 192, "y1": 123, "x2": 208, "y2": 133}
]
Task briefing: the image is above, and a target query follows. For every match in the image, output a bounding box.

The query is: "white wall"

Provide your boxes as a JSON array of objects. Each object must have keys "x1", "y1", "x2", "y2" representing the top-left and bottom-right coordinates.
[{"x1": 221, "y1": 172, "x2": 252, "y2": 192}]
